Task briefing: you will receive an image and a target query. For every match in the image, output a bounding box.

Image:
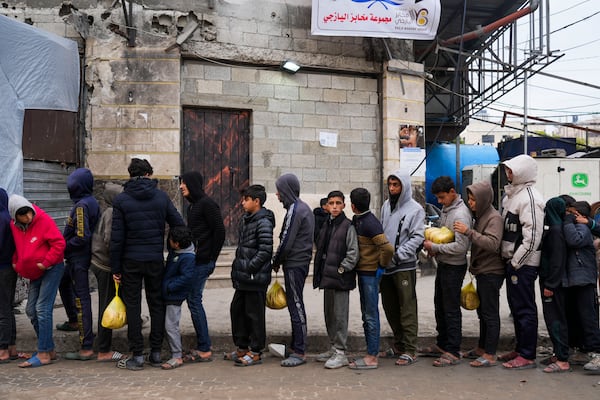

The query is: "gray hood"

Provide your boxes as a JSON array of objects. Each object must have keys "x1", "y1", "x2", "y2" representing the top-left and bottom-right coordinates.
[{"x1": 275, "y1": 173, "x2": 300, "y2": 209}]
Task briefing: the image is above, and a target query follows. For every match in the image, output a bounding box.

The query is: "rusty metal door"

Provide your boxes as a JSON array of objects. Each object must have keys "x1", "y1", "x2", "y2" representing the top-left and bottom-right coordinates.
[{"x1": 182, "y1": 108, "x2": 250, "y2": 245}]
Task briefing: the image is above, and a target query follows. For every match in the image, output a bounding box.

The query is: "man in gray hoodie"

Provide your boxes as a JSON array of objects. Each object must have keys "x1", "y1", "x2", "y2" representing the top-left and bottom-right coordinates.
[
  {"x1": 423, "y1": 176, "x2": 472, "y2": 367},
  {"x1": 270, "y1": 173, "x2": 314, "y2": 367},
  {"x1": 379, "y1": 171, "x2": 425, "y2": 366}
]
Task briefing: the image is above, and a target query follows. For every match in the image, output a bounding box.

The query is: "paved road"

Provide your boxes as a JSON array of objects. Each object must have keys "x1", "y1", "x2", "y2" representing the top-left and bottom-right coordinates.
[{"x1": 0, "y1": 354, "x2": 599, "y2": 400}]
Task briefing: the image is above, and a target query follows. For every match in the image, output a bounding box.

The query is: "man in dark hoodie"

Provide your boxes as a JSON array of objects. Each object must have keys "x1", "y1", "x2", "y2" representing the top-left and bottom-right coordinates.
[
  {"x1": 179, "y1": 171, "x2": 225, "y2": 363},
  {"x1": 269, "y1": 173, "x2": 314, "y2": 367},
  {"x1": 62, "y1": 168, "x2": 101, "y2": 361},
  {"x1": 0, "y1": 188, "x2": 16, "y2": 362},
  {"x1": 110, "y1": 158, "x2": 185, "y2": 371}
]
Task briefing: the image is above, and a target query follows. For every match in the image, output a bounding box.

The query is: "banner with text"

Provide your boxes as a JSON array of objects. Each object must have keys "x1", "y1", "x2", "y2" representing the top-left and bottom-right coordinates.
[{"x1": 312, "y1": 0, "x2": 441, "y2": 40}]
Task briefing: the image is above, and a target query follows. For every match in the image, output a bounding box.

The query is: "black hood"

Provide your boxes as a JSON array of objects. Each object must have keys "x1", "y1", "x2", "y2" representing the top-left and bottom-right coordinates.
[{"x1": 181, "y1": 171, "x2": 206, "y2": 203}]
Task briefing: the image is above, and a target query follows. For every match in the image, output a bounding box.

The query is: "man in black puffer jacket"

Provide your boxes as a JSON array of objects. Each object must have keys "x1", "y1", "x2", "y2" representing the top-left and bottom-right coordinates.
[
  {"x1": 227, "y1": 185, "x2": 274, "y2": 366},
  {"x1": 110, "y1": 158, "x2": 185, "y2": 371}
]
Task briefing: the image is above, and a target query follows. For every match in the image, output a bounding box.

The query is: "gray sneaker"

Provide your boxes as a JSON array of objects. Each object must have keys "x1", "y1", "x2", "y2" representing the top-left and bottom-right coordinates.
[
  {"x1": 583, "y1": 353, "x2": 600, "y2": 373},
  {"x1": 324, "y1": 352, "x2": 349, "y2": 369},
  {"x1": 315, "y1": 348, "x2": 335, "y2": 363}
]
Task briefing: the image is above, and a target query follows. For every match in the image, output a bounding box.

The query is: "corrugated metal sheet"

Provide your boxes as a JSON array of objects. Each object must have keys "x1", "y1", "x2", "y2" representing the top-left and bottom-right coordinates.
[{"x1": 23, "y1": 159, "x2": 74, "y2": 231}]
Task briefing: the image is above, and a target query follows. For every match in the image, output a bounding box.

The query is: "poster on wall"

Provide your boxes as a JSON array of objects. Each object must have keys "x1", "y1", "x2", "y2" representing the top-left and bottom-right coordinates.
[
  {"x1": 399, "y1": 124, "x2": 424, "y2": 148},
  {"x1": 399, "y1": 124, "x2": 425, "y2": 176},
  {"x1": 311, "y1": 0, "x2": 441, "y2": 40}
]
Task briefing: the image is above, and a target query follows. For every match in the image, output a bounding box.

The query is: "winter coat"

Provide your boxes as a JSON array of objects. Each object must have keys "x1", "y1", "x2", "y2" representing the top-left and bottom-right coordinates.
[
  {"x1": 500, "y1": 154, "x2": 545, "y2": 268},
  {"x1": 180, "y1": 171, "x2": 225, "y2": 265},
  {"x1": 273, "y1": 174, "x2": 315, "y2": 270},
  {"x1": 539, "y1": 197, "x2": 567, "y2": 289},
  {"x1": 314, "y1": 212, "x2": 359, "y2": 290},
  {"x1": 380, "y1": 171, "x2": 425, "y2": 273},
  {"x1": 564, "y1": 214, "x2": 598, "y2": 287},
  {"x1": 352, "y1": 210, "x2": 394, "y2": 275},
  {"x1": 0, "y1": 189, "x2": 15, "y2": 270},
  {"x1": 63, "y1": 168, "x2": 100, "y2": 260},
  {"x1": 9, "y1": 195, "x2": 65, "y2": 281},
  {"x1": 162, "y1": 244, "x2": 196, "y2": 305},
  {"x1": 110, "y1": 177, "x2": 185, "y2": 275},
  {"x1": 91, "y1": 183, "x2": 122, "y2": 272},
  {"x1": 464, "y1": 181, "x2": 504, "y2": 276},
  {"x1": 231, "y1": 207, "x2": 275, "y2": 291}
]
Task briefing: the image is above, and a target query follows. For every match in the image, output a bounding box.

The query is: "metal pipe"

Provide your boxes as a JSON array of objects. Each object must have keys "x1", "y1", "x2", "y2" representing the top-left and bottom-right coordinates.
[{"x1": 441, "y1": 0, "x2": 540, "y2": 46}]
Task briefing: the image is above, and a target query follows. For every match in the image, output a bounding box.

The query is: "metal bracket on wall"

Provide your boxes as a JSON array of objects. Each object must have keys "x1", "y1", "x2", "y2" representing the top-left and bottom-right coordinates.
[{"x1": 121, "y1": 0, "x2": 136, "y2": 47}]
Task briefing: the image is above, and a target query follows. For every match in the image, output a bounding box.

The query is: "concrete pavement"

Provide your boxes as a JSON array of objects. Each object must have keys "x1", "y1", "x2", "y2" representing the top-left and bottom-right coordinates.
[{"x1": 15, "y1": 272, "x2": 549, "y2": 355}]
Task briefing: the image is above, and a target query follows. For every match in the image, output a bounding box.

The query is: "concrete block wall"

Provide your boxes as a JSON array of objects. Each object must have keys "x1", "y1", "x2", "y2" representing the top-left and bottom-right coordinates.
[{"x1": 181, "y1": 60, "x2": 382, "y2": 215}]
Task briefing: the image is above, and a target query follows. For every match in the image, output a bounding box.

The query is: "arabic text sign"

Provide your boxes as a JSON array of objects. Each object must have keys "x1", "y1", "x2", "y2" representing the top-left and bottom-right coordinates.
[{"x1": 312, "y1": 0, "x2": 441, "y2": 40}]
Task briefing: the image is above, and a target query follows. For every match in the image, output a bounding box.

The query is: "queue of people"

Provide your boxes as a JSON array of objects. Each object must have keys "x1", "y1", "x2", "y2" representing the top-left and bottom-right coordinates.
[{"x1": 0, "y1": 154, "x2": 599, "y2": 376}]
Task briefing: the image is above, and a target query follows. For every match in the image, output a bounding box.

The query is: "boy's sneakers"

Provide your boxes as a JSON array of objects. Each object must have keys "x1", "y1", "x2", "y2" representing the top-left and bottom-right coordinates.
[
  {"x1": 147, "y1": 352, "x2": 162, "y2": 368},
  {"x1": 324, "y1": 351, "x2": 349, "y2": 369},
  {"x1": 315, "y1": 348, "x2": 335, "y2": 363},
  {"x1": 583, "y1": 353, "x2": 600, "y2": 374}
]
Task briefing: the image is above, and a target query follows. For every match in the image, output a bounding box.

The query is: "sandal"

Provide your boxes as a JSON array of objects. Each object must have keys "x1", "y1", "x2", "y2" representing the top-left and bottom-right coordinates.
[
  {"x1": 462, "y1": 348, "x2": 484, "y2": 360},
  {"x1": 281, "y1": 353, "x2": 306, "y2": 367},
  {"x1": 498, "y1": 351, "x2": 519, "y2": 362},
  {"x1": 543, "y1": 362, "x2": 571, "y2": 373},
  {"x1": 470, "y1": 356, "x2": 498, "y2": 368},
  {"x1": 235, "y1": 351, "x2": 262, "y2": 367},
  {"x1": 433, "y1": 352, "x2": 461, "y2": 367},
  {"x1": 183, "y1": 350, "x2": 213, "y2": 363},
  {"x1": 161, "y1": 358, "x2": 183, "y2": 370},
  {"x1": 539, "y1": 355, "x2": 558, "y2": 366},
  {"x1": 395, "y1": 353, "x2": 418, "y2": 366},
  {"x1": 97, "y1": 351, "x2": 127, "y2": 362},
  {"x1": 348, "y1": 357, "x2": 378, "y2": 370},
  {"x1": 378, "y1": 347, "x2": 401, "y2": 359},
  {"x1": 224, "y1": 349, "x2": 248, "y2": 362},
  {"x1": 502, "y1": 355, "x2": 536, "y2": 370},
  {"x1": 418, "y1": 344, "x2": 444, "y2": 357}
]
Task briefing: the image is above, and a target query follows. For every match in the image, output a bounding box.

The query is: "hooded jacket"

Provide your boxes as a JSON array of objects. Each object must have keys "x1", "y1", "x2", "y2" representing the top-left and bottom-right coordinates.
[
  {"x1": 63, "y1": 168, "x2": 100, "y2": 259},
  {"x1": 110, "y1": 177, "x2": 185, "y2": 274},
  {"x1": 231, "y1": 207, "x2": 275, "y2": 291},
  {"x1": 563, "y1": 212, "x2": 598, "y2": 287},
  {"x1": 0, "y1": 188, "x2": 15, "y2": 270},
  {"x1": 352, "y1": 210, "x2": 394, "y2": 274},
  {"x1": 313, "y1": 211, "x2": 359, "y2": 290},
  {"x1": 380, "y1": 171, "x2": 425, "y2": 273},
  {"x1": 180, "y1": 171, "x2": 226, "y2": 265},
  {"x1": 464, "y1": 181, "x2": 504, "y2": 276},
  {"x1": 273, "y1": 173, "x2": 315, "y2": 269},
  {"x1": 162, "y1": 244, "x2": 197, "y2": 304},
  {"x1": 539, "y1": 197, "x2": 567, "y2": 289},
  {"x1": 500, "y1": 155, "x2": 545, "y2": 268},
  {"x1": 9, "y1": 195, "x2": 65, "y2": 281},
  {"x1": 91, "y1": 183, "x2": 122, "y2": 272},
  {"x1": 428, "y1": 189, "x2": 471, "y2": 266}
]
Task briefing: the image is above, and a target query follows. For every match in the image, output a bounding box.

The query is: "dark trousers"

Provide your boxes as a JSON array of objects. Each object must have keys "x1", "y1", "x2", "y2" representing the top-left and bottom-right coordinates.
[
  {"x1": 0, "y1": 267, "x2": 17, "y2": 349},
  {"x1": 476, "y1": 273, "x2": 504, "y2": 355},
  {"x1": 541, "y1": 284, "x2": 569, "y2": 361},
  {"x1": 230, "y1": 289, "x2": 267, "y2": 353},
  {"x1": 434, "y1": 262, "x2": 467, "y2": 357},
  {"x1": 505, "y1": 263, "x2": 538, "y2": 360},
  {"x1": 121, "y1": 259, "x2": 165, "y2": 356},
  {"x1": 66, "y1": 256, "x2": 95, "y2": 350},
  {"x1": 380, "y1": 269, "x2": 418, "y2": 355},
  {"x1": 568, "y1": 285, "x2": 600, "y2": 352},
  {"x1": 58, "y1": 264, "x2": 78, "y2": 324},
  {"x1": 91, "y1": 264, "x2": 116, "y2": 353},
  {"x1": 283, "y1": 266, "x2": 308, "y2": 355}
]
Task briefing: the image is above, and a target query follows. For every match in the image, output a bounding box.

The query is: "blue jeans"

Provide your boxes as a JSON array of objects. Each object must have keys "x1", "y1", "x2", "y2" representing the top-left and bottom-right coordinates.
[
  {"x1": 26, "y1": 262, "x2": 64, "y2": 352},
  {"x1": 357, "y1": 274, "x2": 380, "y2": 356},
  {"x1": 187, "y1": 261, "x2": 215, "y2": 352}
]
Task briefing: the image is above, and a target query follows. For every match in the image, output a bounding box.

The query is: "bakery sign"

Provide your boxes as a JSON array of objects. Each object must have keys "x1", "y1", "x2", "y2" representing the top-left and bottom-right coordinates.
[{"x1": 311, "y1": 0, "x2": 441, "y2": 40}]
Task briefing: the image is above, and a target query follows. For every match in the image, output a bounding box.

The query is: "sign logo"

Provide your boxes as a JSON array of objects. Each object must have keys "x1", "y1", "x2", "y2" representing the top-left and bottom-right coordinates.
[{"x1": 572, "y1": 173, "x2": 588, "y2": 188}]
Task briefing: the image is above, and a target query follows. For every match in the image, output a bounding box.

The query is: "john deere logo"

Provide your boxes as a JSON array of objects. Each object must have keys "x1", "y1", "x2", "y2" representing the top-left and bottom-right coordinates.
[{"x1": 572, "y1": 173, "x2": 588, "y2": 188}]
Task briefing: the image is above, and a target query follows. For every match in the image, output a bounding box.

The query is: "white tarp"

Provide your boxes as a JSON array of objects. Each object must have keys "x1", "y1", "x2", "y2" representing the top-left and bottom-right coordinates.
[
  {"x1": 0, "y1": 15, "x2": 79, "y2": 195},
  {"x1": 311, "y1": 0, "x2": 441, "y2": 40}
]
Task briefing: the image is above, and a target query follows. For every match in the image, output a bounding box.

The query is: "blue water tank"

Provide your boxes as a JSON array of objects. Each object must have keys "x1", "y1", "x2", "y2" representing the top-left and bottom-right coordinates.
[{"x1": 426, "y1": 143, "x2": 500, "y2": 205}]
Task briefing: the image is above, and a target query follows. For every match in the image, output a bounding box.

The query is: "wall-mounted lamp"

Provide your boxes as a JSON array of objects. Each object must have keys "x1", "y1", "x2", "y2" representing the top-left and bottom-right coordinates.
[{"x1": 280, "y1": 60, "x2": 300, "y2": 74}]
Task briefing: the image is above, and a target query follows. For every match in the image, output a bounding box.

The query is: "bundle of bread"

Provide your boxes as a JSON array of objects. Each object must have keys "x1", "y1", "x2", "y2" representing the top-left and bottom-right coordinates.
[{"x1": 424, "y1": 226, "x2": 455, "y2": 244}]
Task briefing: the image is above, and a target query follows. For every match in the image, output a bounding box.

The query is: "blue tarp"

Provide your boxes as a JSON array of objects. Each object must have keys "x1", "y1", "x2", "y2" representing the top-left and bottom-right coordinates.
[{"x1": 0, "y1": 15, "x2": 79, "y2": 194}]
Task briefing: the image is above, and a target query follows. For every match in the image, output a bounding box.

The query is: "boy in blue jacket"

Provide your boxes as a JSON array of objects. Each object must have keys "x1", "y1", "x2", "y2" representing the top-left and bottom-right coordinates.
[{"x1": 161, "y1": 226, "x2": 196, "y2": 370}]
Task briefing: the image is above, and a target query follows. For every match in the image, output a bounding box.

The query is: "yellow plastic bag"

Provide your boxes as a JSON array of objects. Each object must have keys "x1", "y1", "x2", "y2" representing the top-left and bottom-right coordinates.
[
  {"x1": 461, "y1": 277, "x2": 480, "y2": 310},
  {"x1": 101, "y1": 282, "x2": 127, "y2": 329},
  {"x1": 266, "y1": 279, "x2": 287, "y2": 310},
  {"x1": 424, "y1": 226, "x2": 455, "y2": 244}
]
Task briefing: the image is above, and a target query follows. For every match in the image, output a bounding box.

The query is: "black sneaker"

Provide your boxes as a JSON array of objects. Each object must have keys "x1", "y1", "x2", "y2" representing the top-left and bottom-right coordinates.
[{"x1": 147, "y1": 353, "x2": 162, "y2": 368}]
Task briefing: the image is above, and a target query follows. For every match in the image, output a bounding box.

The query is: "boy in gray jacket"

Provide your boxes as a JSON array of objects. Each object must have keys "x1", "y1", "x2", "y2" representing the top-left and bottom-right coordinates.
[{"x1": 423, "y1": 176, "x2": 472, "y2": 367}]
